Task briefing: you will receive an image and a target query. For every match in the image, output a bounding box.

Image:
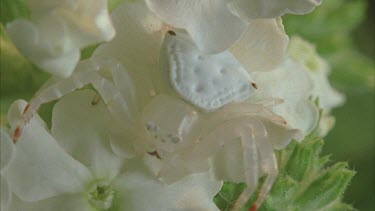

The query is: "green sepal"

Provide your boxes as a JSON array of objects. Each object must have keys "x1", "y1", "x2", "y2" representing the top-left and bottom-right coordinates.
[{"x1": 213, "y1": 135, "x2": 355, "y2": 211}]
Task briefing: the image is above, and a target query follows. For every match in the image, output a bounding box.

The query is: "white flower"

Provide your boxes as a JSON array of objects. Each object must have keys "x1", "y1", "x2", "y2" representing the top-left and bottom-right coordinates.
[
  {"x1": 1, "y1": 92, "x2": 222, "y2": 211},
  {"x1": 145, "y1": 0, "x2": 290, "y2": 58},
  {"x1": 248, "y1": 58, "x2": 320, "y2": 136},
  {"x1": 6, "y1": 0, "x2": 115, "y2": 78},
  {"x1": 228, "y1": 0, "x2": 321, "y2": 20},
  {"x1": 246, "y1": 36, "x2": 345, "y2": 138},
  {"x1": 95, "y1": 1, "x2": 287, "y2": 111},
  {"x1": 77, "y1": 4, "x2": 301, "y2": 207},
  {"x1": 288, "y1": 36, "x2": 344, "y2": 136},
  {"x1": 4, "y1": 1, "x2": 332, "y2": 210}
]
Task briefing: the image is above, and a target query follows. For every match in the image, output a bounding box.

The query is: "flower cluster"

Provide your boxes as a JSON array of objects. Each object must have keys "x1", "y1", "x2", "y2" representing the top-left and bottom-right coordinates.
[{"x1": 1, "y1": 0, "x2": 344, "y2": 210}]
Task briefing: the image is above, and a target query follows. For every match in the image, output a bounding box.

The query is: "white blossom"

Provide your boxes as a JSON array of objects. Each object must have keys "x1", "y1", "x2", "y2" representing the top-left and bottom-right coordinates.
[
  {"x1": 145, "y1": 0, "x2": 290, "y2": 60},
  {"x1": 6, "y1": 0, "x2": 115, "y2": 78},
  {"x1": 229, "y1": 0, "x2": 321, "y2": 20},
  {"x1": 288, "y1": 36, "x2": 345, "y2": 136},
  {"x1": 248, "y1": 58, "x2": 320, "y2": 136},
  {"x1": 1, "y1": 93, "x2": 222, "y2": 211},
  {"x1": 1, "y1": 1, "x2": 339, "y2": 210}
]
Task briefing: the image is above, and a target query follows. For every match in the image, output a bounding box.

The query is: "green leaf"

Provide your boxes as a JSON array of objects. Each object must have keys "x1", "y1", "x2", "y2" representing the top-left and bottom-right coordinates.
[
  {"x1": 0, "y1": 0, "x2": 30, "y2": 24},
  {"x1": 213, "y1": 135, "x2": 356, "y2": 211},
  {"x1": 283, "y1": 0, "x2": 366, "y2": 52},
  {"x1": 108, "y1": 0, "x2": 125, "y2": 12},
  {"x1": 283, "y1": 0, "x2": 374, "y2": 93}
]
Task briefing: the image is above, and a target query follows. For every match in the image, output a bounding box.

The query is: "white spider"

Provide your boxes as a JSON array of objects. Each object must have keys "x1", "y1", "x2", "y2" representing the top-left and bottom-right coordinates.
[
  {"x1": 12, "y1": 55, "x2": 300, "y2": 211},
  {"x1": 140, "y1": 94, "x2": 301, "y2": 211}
]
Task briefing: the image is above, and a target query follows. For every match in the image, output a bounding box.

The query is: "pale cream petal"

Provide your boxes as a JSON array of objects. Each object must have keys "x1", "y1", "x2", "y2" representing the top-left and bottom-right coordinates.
[
  {"x1": 52, "y1": 90, "x2": 126, "y2": 180},
  {"x1": 230, "y1": 18, "x2": 289, "y2": 72},
  {"x1": 4, "y1": 100, "x2": 92, "y2": 202},
  {"x1": 0, "y1": 128, "x2": 14, "y2": 171},
  {"x1": 93, "y1": 0, "x2": 163, "y2": 109},
  {"x1": 250, "y1": 59, "x2": 319, "y2": 136},
  {"x1": 146, "y1": 0, "x2": 247, "y2": 53},
  {"x1": 229, "y1": 0, "x2": 321, "y2": 20},
  {"x1": 114, "y1": 159, "x2": 221, "y2": 211},
  {"x1": 8, "y1": 194, "x2": 91, "y2": 211}
]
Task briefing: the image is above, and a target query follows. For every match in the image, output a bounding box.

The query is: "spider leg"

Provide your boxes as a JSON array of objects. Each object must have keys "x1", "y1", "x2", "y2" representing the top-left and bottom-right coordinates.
[
  {"x1": 12, "y1": 62, "x2": 100, "y2": 142},
  {"x1": 12, "y1": 59, "x2": 138, "y2": 143},
  {"x1": 231, "y1": 118, "x2": 278, "y2": 211},
  {"x1": 231, "y1": 125, "x2": 259, "y2": 211},
  {"x1": 249, "y1": 119, "x2": 278, "y2": 211}
]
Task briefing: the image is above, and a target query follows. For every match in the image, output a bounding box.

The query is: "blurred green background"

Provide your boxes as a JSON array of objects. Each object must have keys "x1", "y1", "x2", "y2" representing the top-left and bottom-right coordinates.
[
  {"x1": 283, "y1": 0, "x2": 374, "y2": 210},
  {"x1": 0, "y1": 0, "x2": 374, "y2": 210}
]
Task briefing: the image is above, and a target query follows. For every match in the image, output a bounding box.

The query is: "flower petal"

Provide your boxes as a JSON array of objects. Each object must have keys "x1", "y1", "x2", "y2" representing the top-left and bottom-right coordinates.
[
  {"x1": 1, "y1": 176, "x2": 12, "y2": 211},
  {"x1": 6, "y1": 19, "x2": 80, "y2": 78},
  {"x1": 261, "y1": 118, "x2": 302, "y2": 149},
  {"x1": 288, "y1": 37, "x2": 345, "y2": 136},
  {"x1": 230, "y1": 18, "x2": 289, "y2": 72},
  {"x1": 146, "y1": 0, "x2": 247, "y2": 53},
  {"x1": 4, "y1": 100, "x2": 92, "y2": 202},
  {"x1": 114, "y1": 159, "x2": 221, "y2": 211},
  {"x1": 229, "y1": 0, "x2": 321, "y2": 19},
  {"x1": 26, "y1": 0, "x2": 115, "y2": 44},
  {"x1": 250, "y1": 59, "x2": 319, "y2": 136},
  {"x1": 288, "y1": 37, "x2": 345, "y2": 110},
  {"x1": 6, "y1": 0, "x2": 115, "y2": 78},
  {"x1": 0, "y1": 128, "x2": 14, "y2": 171},
  {"x1": 8, "y1": 194, "x2": 91, "y2": 211},
  {"x1": 52, "y1": 90, "x2": 126, "y2": 180},
  {"x1": 93, "y1": 0, "x2": 163, "y2": 108},
  {"x1": 55, "y1": 0, "x2": 115, "y2": 45}
]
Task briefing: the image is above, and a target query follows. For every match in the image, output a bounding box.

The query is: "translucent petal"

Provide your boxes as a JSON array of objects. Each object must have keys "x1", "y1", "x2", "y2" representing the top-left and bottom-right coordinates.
[
  {"x1": 250, "y1": 59, "x2": 319, "y2": 136},
  {"x1": 51, "y1": 90, "x2": 127, "y2": 180},
  {"x1": 53, "y1": 0, "x2": 115, "y2": 46},
  {"x1": 8, "y1": 194, "x2": 91, "y2": 211},
  {"x1": 288, "y1": 37, "x2": 345, "y2": 110},
  {"x1": 161, "y1": 32, "x2": 256, "y2": 111},
  {"x1": 308, "y1": 62, "x2": 344, "y2": 110},
  {"x1": 6, "y1": 0, "x2": 115, "y2": 78},
  {"x1": 114, "y1": 159, "x2": 221, "y2": 211},
  {"x1": 229, "y1": 0, "x2": 321, "y2": 19},
  {"x1": 261, "y1": 118, "x2": 302, "y2": 149},
  {"x1": 146, "y1": 0, "x2": 247, "y2": 53},
  {"x1": 6, "y1": 20, "x2": 79, "y2": 78},
  {"x1": 1, "y1": 176, "x2": 11, "y2": 211},
  {"x1": 0, "y1": 128, "x2": 14, "y2": 171},
  {"x1": 230, "y1": 18, "x2": 289, "y2": 72},
  {"x1": 4, "y1": 100, "x2": 92, "y2": 202},
  {"x1": 26, "y1": 0, "x2": 115, "y2": 45},
  {"x1": 93, "y1": 0, "x2": 163, "y2": 109}
]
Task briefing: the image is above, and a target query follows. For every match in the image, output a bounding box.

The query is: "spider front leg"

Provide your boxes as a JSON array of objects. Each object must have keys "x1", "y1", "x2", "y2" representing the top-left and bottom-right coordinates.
[
  {"x1": 231, "y1": 126, "x2": 259, "y2": 211},
  {"x1": 233, "y1": 119, "x2": 278, "y2": 211},
  {"x1": 250, "y1": 120, "x2": 278, "y2": 211},
  {"x1": 12, "y1": 66, "x2": 100, "y2": 142}
]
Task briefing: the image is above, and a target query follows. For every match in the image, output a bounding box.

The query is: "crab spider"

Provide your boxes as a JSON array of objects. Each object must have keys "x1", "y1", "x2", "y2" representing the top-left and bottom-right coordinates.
[
  {"x1": 144, "y1": 95, "x2": 300, "y2": 210},
  {"x1": 12, "y1": 56, "x2": 300, "y2": 211}
]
